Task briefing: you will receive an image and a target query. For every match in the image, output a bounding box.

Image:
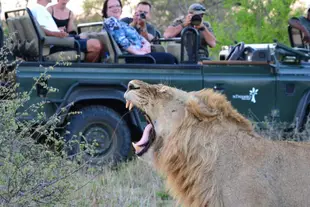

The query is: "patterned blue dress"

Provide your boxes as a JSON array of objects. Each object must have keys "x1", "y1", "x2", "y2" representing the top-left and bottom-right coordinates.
[
  {"x1": 103, "y1": 17, "x2": 143, "y2": 50},
  {"x1": 103, "y1": 17, "x2": 177, "y2": 64}
]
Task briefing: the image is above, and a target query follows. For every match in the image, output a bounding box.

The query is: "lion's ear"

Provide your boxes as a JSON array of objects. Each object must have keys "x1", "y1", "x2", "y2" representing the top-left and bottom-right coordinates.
[{"x1": 186, "y1": 97, "x2": 218, "y2": 121}]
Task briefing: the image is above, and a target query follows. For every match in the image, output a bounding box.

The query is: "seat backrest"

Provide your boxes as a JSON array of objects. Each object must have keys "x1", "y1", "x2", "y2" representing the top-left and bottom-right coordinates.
[
  {"x1": 19, "y1": 15, "x2": 41, "y2": 56},
  {"x1": 81, "y1": 30, "x2": 114, "y2": 63},
  {"x1": 5, "y1": 9, "x2": 27, "y2": 45},
  {"x1": 6, "y1": 17, "x2": 19, "y2": 46},
  {"x1": 288, "y1": 25, "x2": 304, "y2": 48},
  {"x1": 6, "y1": 17, "x2": 25, "y2": 45},
  {"x1": 26, "y1": 8, "x2": 51, "y2": 56},
  {"x1": 167, "y1": 42, "x2": 188, "y2": 63},
  {"x1": 0, "y1": 25, "x2": 3, "y2": 49},
  {"x1": 6, "y1": 15, "x2": 38, "y2": 58},
  {"x1": 102, "y1": 25, "x2": 124, "y2": 63}
]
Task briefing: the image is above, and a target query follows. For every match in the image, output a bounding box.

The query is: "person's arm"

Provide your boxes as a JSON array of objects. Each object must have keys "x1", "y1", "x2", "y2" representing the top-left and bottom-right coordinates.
[
  {"x1": 164, "y1": 25, "x2": 183, "y2": 38},
  {"x1": 140, "y1": 28, "x2": 154, "y2": 41},
  {"x1": 139, "y1": 23, "x2": 155, "y2": 41},
  {"x1": 46, "y1": 6, "x2": 53, "y2": 15},
  {"x1": 105, "y1": 17, "x2": 146, "y2": 55},
  {"x1": 42, "y1": 27, "x2": 68, "y2": 38},
  {"x1": 289, "y1": 17, "x2": 310, "y2": 43},
  {"x1": 163, "y1": 15, "x2": 192, "y2": 38},
  {"x1": 195, "y1": 23, "x2": 216, "y2": 48},
  {"x1": 131, "y1": 14, "x2": 154, "y2": 41},
  {"x1": 67, "y1": 12, "x2": 76, "y2": 33},
  {"x1": 140, "y1": 36, "x2": 151, "y2": 53},
  {"x1": 127, "y1": 36, "x2": 150, "y2": 54},
  {"x1": 126, "y1": 46, "x2": 148, "y2": 55}
]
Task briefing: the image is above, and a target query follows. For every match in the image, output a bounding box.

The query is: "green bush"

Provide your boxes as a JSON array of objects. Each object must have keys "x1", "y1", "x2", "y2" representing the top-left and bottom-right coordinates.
[
  {"x1": 207, "y1": 0, "x2": 304, "y2": 59},
  {"x1": 0, "y1": 39, "x2": 89, "y2": 206}
]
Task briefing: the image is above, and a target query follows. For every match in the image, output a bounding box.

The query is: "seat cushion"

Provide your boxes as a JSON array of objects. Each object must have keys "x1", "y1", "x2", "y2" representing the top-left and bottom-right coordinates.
[
  {"x1": 167, "y1": 43, "x2": 188, "y2": 63},
  {"x1": 45, "y1": 51, "x2": 85, "y2": 62},
  {"x1": 151, "y1": 45, "x2": 166, "y2": 53}
]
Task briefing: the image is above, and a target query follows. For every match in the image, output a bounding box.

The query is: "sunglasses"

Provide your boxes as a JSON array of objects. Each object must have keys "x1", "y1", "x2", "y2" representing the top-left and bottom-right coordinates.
[{"x1": 192, "y1": 6, "x2": 206, "y2": 12}]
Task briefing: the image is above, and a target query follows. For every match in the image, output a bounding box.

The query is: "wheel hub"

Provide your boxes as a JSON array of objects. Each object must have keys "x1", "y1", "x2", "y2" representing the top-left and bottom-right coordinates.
[{"x1": 83, "y1": 124, "x2": 113, "y2": 156}]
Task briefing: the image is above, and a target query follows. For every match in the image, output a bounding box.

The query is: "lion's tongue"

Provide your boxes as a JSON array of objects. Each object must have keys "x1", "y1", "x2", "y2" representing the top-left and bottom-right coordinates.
[{"x1": 136, "y1": 123, "x2": 152, "y2": 146}]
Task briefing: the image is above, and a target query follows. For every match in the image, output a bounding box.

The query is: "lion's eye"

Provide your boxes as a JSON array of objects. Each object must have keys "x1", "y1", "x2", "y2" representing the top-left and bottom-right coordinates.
[{"x1": 128, "y1": 83, "x2": 140, "y2": 91}]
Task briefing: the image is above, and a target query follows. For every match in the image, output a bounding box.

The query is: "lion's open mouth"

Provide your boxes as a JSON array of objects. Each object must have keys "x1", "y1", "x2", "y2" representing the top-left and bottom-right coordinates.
[{"x1": 126, "y1": 100, "x2": 156, "y2": 156}]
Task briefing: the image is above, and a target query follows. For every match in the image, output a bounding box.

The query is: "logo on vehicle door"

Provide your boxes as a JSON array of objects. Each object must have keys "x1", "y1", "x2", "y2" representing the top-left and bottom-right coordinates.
[{"x1": 232, "y1": 88, "x2": 259, "y2": 103}]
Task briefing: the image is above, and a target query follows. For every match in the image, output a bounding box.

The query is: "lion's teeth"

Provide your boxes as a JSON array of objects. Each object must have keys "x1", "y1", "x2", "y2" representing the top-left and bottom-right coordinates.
[
  {"x1": 132, "y1": 142, "x2": 142, "y2": 152},
  {"x1": 126, "y1": 100, "x2": 129, "y2": 109},
  {"x1": 129, "y1": 102, "x2": 134, "y2": 111}
]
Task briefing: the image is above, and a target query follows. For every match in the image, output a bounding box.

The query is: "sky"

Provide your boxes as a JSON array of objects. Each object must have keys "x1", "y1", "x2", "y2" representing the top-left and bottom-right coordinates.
[
  {"x1": 1, "y1": 0, "x2": 138, "y2": 20},
  {"x1": 1, "y1": 0, "x2": 309, "y2": 21}
]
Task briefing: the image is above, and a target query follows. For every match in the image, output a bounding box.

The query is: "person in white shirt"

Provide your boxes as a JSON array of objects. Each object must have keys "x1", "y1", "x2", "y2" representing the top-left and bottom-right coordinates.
[{"x1": 29, "y1": 0, "x2": 103, "y2": 62}]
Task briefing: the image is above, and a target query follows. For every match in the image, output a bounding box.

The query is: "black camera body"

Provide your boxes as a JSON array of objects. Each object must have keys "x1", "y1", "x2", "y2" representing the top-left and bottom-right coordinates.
[
  {"x1": 191, "y1": 14, "x2": 202, "y2": 26},
  {"x1": 139, "y1": 12, "x2": 146, "y2": 20}
]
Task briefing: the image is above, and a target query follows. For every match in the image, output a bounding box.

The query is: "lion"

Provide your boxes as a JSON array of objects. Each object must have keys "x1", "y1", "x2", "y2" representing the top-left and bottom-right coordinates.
[{"x1": 124, "y1": 80, "x2": 310, "y2": 207}]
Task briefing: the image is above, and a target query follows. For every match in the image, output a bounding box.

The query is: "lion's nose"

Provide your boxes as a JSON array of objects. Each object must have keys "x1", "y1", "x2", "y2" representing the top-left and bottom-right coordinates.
[{"x1": 128, "y1": 82, "x2": 140, "y2": 91}]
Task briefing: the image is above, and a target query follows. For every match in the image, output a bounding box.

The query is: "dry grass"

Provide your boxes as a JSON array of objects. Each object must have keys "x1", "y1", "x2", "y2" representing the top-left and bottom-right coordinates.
[
  {"x1": 67, "y1": 158, "x2": 176, "y2": 207},
  {"x1": 64, "y1": 118, "x2": 310, "y2": 207}
]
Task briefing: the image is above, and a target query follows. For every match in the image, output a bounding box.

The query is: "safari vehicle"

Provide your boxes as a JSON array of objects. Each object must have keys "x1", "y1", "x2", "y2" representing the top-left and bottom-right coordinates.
[{"x1": 3, "y1": 8, "x2": 310, "y2": 164}]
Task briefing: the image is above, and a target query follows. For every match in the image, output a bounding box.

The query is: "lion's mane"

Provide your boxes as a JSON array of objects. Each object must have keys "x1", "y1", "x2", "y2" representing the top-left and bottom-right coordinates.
[{"x1": 126, "y1": 80, "x2": 310, "y2": 207}]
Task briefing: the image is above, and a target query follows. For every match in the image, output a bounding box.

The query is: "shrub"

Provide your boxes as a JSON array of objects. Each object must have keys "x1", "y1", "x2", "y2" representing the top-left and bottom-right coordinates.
[{"x1": 0, "y1": 38, "x2": 90, "y2": 206}]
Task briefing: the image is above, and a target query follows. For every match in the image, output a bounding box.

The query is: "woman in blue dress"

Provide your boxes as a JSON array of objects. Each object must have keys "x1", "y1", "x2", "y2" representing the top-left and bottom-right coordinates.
[{"x1": 102, "y1": 0, "x2": 177, "y2": 64}]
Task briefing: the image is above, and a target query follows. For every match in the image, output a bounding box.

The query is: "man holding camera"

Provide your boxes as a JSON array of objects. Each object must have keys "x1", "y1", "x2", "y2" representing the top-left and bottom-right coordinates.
[
  {"x1": 164, "y1": 3, "x2": 216, "y2": 58},
  {"x1": 121, "y1": 1, "x2": 158, "y2": 41}
]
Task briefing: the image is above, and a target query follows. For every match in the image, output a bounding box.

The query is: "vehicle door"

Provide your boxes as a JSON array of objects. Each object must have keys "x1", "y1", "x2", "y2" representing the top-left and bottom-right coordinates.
[
  {"x1": 275, "y1": 63, "x2": 310, "y2": 124},
  {"x1": 202, "y1": 62, "x2": 277, "y2": 122}
]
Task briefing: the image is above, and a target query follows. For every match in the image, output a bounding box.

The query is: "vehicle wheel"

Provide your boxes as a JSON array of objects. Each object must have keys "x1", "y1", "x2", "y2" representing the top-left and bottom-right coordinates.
[{"x1": 64, "y1": 105, "x2": 131, "y2": 165}]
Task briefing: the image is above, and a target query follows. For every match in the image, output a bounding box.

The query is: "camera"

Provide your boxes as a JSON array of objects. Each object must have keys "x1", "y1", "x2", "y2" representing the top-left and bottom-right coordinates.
[
  {"x1": 139, "y1": 12, "x2": 146, "y2": 20},
  {"x1": 190, "y1": 14, "x2": 202, "y2": 26}
]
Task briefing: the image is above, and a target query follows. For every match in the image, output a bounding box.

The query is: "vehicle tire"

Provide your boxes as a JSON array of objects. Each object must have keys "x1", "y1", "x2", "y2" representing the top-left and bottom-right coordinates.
[{"x1": 64, "y1": 105, "x2": 131, "y2": 165}]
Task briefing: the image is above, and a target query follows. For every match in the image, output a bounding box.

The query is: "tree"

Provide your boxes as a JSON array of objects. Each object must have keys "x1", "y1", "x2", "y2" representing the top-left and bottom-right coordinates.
[
  {"x1": 80, "y1": 0, "x2": 305, "y2": 58},
  {"x1": 207, "y1": 0, "x2": 303, "y2": 57},
  {"x1": 80, "y1": 0, "x2": 103, "y2": 23}
]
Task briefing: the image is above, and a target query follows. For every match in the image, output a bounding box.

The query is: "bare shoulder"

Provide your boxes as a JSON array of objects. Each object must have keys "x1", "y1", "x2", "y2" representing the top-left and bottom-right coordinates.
[
  {"x1": 68, "y1": 9, "x2": 75, "y2": 18},
  {"x1": 46, "y1": 5, "x2": 53, "y2": 13}
]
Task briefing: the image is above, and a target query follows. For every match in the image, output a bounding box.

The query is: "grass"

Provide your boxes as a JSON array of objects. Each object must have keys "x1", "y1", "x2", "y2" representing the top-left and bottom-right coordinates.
[
  {"x1": 67, "y1": 158, "x2": 176, "y2": 207},
  {"x1": 63, "y1": 118, "x2": 310, "y2": 207}
]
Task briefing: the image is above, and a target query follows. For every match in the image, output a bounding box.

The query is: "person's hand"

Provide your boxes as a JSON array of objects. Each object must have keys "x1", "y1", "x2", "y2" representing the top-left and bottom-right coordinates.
[
  {"x1": 194, "y1": 22, "x2": 205, "y2": 30},
  {"x1": 133, "y1": 12, "x2": 147, "y2": 30},
  {"x1": 138, "y1": 19, "x2": 147, "y2": 31},
  {"x1": 58, "y1": 26, "x2": 66, "y2": 32},
  {"x1": 137, "y1": 15, "x2": 146, "y2": 29},
  {"x1": 135, "y1": 50, "x2": 148, "y2": 55},
  {"x1": 131, "y1": 13, "x2": 139, "y2": 27},
  {"x1": 303, "y1": 31, "x2": 310, "y2": 43},
  {"x1": 55, "y1": 31, "x2": 69, "y2": 38},
  {"x1": 141, "y1": 42, "x2": 151, "y2": 54},
  {"x1": 183, "y1": 14, "x2": 193, "y2": 27}
]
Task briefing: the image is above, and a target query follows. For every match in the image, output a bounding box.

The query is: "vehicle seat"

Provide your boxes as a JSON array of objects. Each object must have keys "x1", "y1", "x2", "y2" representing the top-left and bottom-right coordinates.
[
  {"x1": 288, "y1": 25, "x2": 308, "y2": 49},
  {"x1": 0, "y1": 24, "x2": 3, "y2": 49},
  {"x1": 77, "y1": 22, "x2": 125, "y2": 63},
  {"x1": 167, "y1": 43, "x2": 188, "y2": 63},
  {"x1": 6, "y1": 8, "x2": 85, "y2": 62},
  {"x1": 103, "y1": 26, "x2": 155, "y2": 63},
  {"x1": 6, "y1": 16, "x2": 27, "y2": 56},
  {"x1": 151, "y1": 29, "x2": 165, "y2": 52},
  {"x1": 78, "y1": 22, "x2": 162, "y2": 63},
  {"x1": 79, "y1": 31, "x2": 115, "y2": 63}
]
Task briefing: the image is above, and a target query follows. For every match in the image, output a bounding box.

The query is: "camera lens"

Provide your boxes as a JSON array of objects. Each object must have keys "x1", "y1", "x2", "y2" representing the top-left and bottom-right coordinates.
[
  {"x1": 191, "y1": 14, "x2": 202, "y2": 26},
  {"x1": 140, "y1": 13, "x2": 146, "y2": 19}
]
